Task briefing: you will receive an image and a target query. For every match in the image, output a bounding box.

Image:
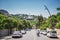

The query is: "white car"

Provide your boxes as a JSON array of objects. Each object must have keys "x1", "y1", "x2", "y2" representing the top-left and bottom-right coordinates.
[
  {"x1": 42, "y1": 30, "x2": 47, "y2": 35},
  {"x1": 40, "y1": 30, "x2": 44, "y2": 34},
  {"x1": 12, "y1": 31, "x2": 22, "y2": 38},
  {"x1": 21, "y1": 30, "x2": 26, "y2": 34},
  {"x1": 40, "y1": 30, "x2": 47, "y2": 35},
  {"x1": 47, "y1": 30, "x2": 57, "y2": 38}
]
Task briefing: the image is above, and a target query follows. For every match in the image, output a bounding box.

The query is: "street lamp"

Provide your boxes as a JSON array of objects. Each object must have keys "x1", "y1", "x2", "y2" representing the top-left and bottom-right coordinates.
[
  {"x1": 44, "y1": 5, "x2": 51, "y2": 16},
  {"x1": 44, "y1": 5, "x2": 55, "y2": 30}
]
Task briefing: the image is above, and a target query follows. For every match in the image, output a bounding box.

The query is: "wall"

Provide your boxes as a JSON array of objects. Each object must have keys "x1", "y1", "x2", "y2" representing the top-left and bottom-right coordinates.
[
  {"x1": 0, "y1": 29, "x2": 9, "y2": 37},
  {"x1": 55, "y1": 28, "x2": 60, "y2": 38}
]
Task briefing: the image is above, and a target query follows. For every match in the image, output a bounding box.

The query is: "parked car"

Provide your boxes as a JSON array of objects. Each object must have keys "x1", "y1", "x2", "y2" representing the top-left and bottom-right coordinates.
[
  {"x1": 47, "y1": 30, "x2": 57, "y2": 38},
  {"x1": 40, "y1": 30, "x2": 44, "y2": 34},
  {"x1": 12, "y1": 31, "x2": 23, "y2": 38},
  {"x1": 42, "y1": 30, "x2": 47, "y2": 35},
  {"x1": 21, "y1": 30, "x2": 26, "y2": 34},
  {"x1": 40, "y1": 30, "x2": 47, "y2": 35}
]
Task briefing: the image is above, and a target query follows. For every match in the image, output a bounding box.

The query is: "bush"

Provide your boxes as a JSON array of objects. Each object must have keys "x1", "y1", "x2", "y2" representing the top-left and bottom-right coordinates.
[
  {"x1": 40, "y1": 24, "x2": 48, "y2": 30},
  {"x1": 0, "y1": 14, "x2": 7, "y2": 30},
  {"x1": 57, "y1": 16, "x2": 60, "y2": 22},
  {"x1": 56, "y1": 22, "x2": 60, "y2": 29},
  {"x1": 0, "y1": 14, "x2": 23, "y2": 30}
]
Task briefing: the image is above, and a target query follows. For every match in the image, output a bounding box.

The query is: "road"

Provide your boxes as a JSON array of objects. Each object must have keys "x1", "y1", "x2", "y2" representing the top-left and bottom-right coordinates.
[{"x1": 0, "y1": 29, "x2": 60, "y2": 40}]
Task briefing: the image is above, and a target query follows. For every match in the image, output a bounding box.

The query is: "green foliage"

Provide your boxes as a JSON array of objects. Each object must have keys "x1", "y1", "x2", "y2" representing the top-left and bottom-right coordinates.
[
  {"x1": 22, "y1": 20, "x2": 32, "y2": 29},
  {"x1": 56, "y1": 22, "x2": 60, "y2": 29},
  {"x1": 36, "y1": 15, "x2": 43, "y2": 28},
  {"x1": 38, "y1": 15, "x2": 43, "y2": 23},
  {"x1": 49, "y1": 15, "x2": 56, "y2": 18},
  {"x1": 40, "y1": 24, "x2": 48, "y2": 30},
  {"x1": 57, "y1": 16, "x2": 60, "y2": 22},
  {"x1": 0, "y1": 14, "x2": 7, "y2": 30},
  {"x1": 36, "y1": 7, "x2": 60, "y2": 29},
  {"x1": 0, "y1": 13, "x2": 23, "y2": 30},
  {"x1": 57, "y1": 12, "x2": 60, "y2": 16},
  {"x1": 48, "y1": 15, "x2": 57, "y2": 29},
  {"x1": 12, "y1": 14, "x2": 38, "y2": 29},
  {"x1": 55, "y1": 7, "x2": 60, "y2": 29},
  {"x1": 57, "y1": 7, "x2": 60, "y2": 10}
]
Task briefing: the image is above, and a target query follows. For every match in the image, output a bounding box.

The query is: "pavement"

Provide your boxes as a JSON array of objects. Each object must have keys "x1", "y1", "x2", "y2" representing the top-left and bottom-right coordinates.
[
  {"x1": 0, "y1": 29, "x2": 60, "y2": 40},
  {"x1": 57, "y1": 35, "x2": 60, "y2": 39}
]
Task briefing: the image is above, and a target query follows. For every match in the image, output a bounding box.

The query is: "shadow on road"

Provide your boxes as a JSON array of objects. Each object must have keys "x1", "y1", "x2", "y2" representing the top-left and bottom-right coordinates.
[
  {"x1": 49, "y1": 37, "x2": 59, "y2": 39},
  {"x1": 0, "y1": 37, "x2": 5, "y2": 39},
  {"x1": 5, "y1": 38, "x2": 11, "y2": 40}
]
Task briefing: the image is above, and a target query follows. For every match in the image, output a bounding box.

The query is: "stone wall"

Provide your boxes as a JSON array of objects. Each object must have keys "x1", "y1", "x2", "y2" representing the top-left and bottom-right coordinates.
[
  {"x1": 55, "y1": 29, "x2": 60, "y2": 38},
  {"x1": 0, "y1": 29, "x2": 9, "y2": 37},
  {"x1": 0, "y1": 28, "x2": 15, "y2": 37}
]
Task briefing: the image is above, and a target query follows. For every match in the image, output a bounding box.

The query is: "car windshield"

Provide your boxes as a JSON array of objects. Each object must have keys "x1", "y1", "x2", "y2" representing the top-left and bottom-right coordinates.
[
  {"x1": 51, "y1": 31, "x2": 56, "y2": 33},
  {"x1": 49, "y1": 31, "x2": 56, "y2": 33}
]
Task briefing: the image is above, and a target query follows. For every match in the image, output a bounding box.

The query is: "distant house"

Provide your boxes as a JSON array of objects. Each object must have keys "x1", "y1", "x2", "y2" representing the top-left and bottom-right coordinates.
[
  {"x1": 26, "y1": 15, "x2": 34, "y2": 20},
  {"x1": 11, "y1": 14, "x2": 34, "y2": 20},
  {"x1": 0, "y1": 9, "x2": 10, "y2": 16}
]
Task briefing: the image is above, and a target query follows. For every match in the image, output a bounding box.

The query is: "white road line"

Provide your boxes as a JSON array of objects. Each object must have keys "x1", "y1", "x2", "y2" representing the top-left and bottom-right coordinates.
[{"x1": 33, "y1": 29, "x2": 37, "y2": 40}]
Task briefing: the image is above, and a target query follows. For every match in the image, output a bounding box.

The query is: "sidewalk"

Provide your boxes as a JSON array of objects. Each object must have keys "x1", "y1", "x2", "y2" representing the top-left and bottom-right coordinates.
[
  {"x1": 0, "y1": 35, "x2": 11, "y2": 40},
  {"x1": 57, "y1": 35, "x2": 60, "y2": 39}
]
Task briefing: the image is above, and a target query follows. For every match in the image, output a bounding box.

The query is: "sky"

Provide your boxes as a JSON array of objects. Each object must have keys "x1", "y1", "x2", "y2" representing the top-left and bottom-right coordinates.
[{"x1": 0, "y1": 0, "x2": 60, "y2": 18}]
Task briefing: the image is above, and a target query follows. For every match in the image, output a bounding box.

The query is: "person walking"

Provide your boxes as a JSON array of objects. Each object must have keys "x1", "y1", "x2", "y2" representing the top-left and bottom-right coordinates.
[{"x1": 37, "y1": 30, "x2": 40, "y2": 37}]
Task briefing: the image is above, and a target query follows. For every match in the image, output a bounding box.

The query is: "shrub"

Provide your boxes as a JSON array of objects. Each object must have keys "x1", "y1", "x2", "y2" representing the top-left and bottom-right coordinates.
[{"x1": 56, "y1": 22, "x2": 60, "y2": 29}]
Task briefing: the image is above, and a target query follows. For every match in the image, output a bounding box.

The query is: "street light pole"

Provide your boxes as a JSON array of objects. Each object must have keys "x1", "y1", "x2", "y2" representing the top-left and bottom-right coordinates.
[
  {"x1": 44, "y1": 5, "x2": 55, "y2": 30},
  {"x1": 44, "y1": 5, "x2": 51, "y2": 16}
]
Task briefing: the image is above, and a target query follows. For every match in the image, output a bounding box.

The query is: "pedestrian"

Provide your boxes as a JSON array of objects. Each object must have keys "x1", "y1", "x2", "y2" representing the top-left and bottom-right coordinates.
[{"x1": 37, "y1": 30, "x2": 40, "y2": 37}]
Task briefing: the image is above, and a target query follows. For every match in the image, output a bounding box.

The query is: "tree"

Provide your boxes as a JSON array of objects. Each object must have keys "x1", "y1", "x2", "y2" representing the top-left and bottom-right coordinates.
[
  {"x1": 37, "y1": 15, "x2": 43, "y2": 28},
  {"x1": 55, "y1": 7, "x2": 60, "y2": 29},
  {"x1": 38, "y1": 15, "x2": 43, "y2": 24},
  {"x1": 0, "y1": 13, "x2": 23, "y2": 31},
  {"x1": 22, "y1": 20, "x2": 32, "y2": 29},
  {"x1": 56, "y1": 12, "x2": 60, "y2": 16},
  {"x1": 40, "y1": 20, "x2": 48, "y2": 30},
  {"x1": 57, "y1": 16, "x2": 60, "y2": 22},
  {"x1": 48, "y1": 16, "x2": 57, "y2": 29},
  {"x1": 56, "y1": 22, "x2": 60, "y2": 29},
  {"x1": 57, "y1": 8, "x2": 60, "y2": 10},
  {"x1": 0, "y1": 14, "x2": 7, "y2": 30}
]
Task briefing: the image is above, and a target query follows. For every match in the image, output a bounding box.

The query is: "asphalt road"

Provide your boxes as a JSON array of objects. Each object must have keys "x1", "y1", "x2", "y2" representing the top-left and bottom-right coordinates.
[{"x1": 0, "y1": 29, "x2": 60, "y2": 40}]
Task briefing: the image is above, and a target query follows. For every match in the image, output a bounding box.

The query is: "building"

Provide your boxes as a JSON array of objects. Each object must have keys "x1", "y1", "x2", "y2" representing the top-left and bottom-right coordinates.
[{"x1": 25, "y1": 15, "x2": 34, "y2": 20}]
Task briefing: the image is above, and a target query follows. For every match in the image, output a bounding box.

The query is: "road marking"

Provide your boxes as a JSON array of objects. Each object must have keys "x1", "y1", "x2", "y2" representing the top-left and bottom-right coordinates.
[
  {"x1": 33, "y1": 29, "x2": 37, "y2": 40},
  {"x1": 34, "y1": 36, "x2": 36, "y2": 40}
]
